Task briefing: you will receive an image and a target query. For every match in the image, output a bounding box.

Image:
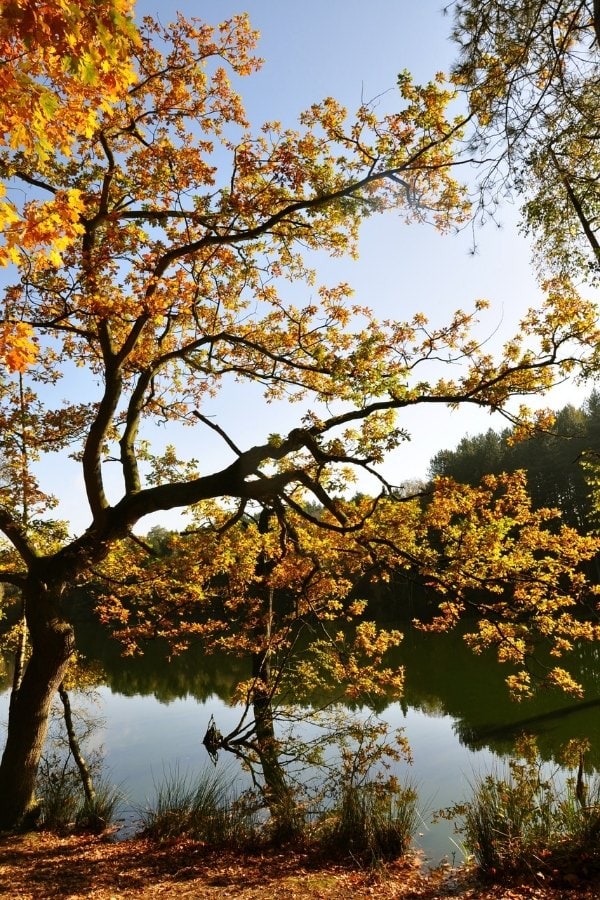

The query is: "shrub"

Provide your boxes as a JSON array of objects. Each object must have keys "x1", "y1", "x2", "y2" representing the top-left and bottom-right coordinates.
[
  {"x1": 36, "y1": 750, "x2": 81, "y2": 831},
  {"x1": 36, "y1": 750, "x2": 122, "y2": 833}
]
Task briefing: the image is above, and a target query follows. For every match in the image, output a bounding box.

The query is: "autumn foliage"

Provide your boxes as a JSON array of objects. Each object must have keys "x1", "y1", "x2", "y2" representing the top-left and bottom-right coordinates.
[
  {"x1": 96, "y1": 470, "x2": 600, "y2": 704},
  {"x1": 0, "y1": 1, "x2": 600, "y2": 832},
  {"x1": 0, "y1": 0, "x2": 138, "y2": 370},
  {"x1": 0, "y1": 0, "x2": 138, "y2": 159}
]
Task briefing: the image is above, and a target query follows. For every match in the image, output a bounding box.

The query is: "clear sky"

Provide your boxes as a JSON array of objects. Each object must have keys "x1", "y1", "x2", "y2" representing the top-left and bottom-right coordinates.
[{"x1": 42, "y1": 2, "x2": 591, "y2": 531}]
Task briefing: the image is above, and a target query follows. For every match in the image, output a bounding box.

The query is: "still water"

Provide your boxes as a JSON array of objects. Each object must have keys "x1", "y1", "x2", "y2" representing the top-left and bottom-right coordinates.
[{"x1": 2, "y1": 623, "x2": 600, "y2": 864}]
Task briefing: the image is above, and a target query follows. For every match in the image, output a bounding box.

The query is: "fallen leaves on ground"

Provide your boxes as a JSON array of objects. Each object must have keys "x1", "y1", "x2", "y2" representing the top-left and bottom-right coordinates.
[{"x1": 0, "y1": 832, "x2": 598, "y2": 899}]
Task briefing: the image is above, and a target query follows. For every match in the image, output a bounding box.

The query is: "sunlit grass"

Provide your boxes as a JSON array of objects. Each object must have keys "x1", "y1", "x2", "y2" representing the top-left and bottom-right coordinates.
[
  {"x1": 139, "y1": 764, "x2": 420, "y2": 865},
  {"x1": 318, "y1": 778, "x2": 419, "y2": 864},
  {"x1": 452, "y1": 755, "x2": 600, "y2": 879},
  {"x1": 139, "y1": 767, "x2": 259, "y2": 847}
]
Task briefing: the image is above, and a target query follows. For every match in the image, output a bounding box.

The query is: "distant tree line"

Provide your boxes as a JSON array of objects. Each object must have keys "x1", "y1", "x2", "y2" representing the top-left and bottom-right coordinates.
[{"x1": 429, "y1": 393, "x2": 600, "y2": 532}]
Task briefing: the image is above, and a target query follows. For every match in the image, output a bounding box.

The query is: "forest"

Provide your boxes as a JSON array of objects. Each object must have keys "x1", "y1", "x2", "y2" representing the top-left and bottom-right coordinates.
[{"x1": 430, "y1": 393, "x2": 600, "y2": 533}]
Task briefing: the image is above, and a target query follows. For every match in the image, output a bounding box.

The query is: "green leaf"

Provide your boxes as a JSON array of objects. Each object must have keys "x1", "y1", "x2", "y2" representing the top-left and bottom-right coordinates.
[{"x1": 39, "y1": 91, "x2": 59, "y2": 120}]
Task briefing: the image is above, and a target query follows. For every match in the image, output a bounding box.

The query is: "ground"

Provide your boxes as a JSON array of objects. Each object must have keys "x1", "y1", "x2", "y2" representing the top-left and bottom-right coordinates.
[{"x1": 0, "y1": 833, "x2": 599, "y2": 899}]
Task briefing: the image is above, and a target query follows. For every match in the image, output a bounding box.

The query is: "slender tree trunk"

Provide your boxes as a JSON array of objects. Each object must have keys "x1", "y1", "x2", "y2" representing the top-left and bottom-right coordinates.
[
  {"x1": 251, "y1": 654, "x2": 300, "y2": 844},
  {"x1": 58, "y1": 684, "x2": 95, "y2": 805},
  {"x1": 251, "y1": 510, "x2": 295, "y2": 820},
  {"x1": 0, "y1": 579, "x2": 74, "y2": 830}
]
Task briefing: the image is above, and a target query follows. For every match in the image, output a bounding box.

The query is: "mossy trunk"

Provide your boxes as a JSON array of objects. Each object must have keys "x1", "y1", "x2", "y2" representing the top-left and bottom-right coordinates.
[
  {"x1": 0, "y1": 580, "x2": 74, "y2": 830},
  {"x1": 9, "y1": 597, "x2": 27, "y2": 704}
]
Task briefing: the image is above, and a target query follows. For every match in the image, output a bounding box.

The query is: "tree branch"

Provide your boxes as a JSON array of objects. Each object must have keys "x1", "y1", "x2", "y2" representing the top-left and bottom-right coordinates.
[
  {"x1": 81, "y1": 361, "x2": 124, "y2": 521},
  {"x1": 147, "y1": 117, "x2": 469, "y2": 286},
  {"x1": 0, "y1": 508, "x2": 38, "y2": 567},
  {"x1": 550, "y1": 148, "x2": 600, "y2": 263}
]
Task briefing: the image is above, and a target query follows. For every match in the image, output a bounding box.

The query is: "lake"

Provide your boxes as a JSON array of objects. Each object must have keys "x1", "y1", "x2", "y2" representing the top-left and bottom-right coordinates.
[{"x1": 2, "y1": 621, "x2": 599, "y2": 865}]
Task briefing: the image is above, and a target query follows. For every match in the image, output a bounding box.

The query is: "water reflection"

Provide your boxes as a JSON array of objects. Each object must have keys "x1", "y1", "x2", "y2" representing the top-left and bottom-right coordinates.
[
  {"x1": 66, "y1": 616, "x2": 600, "y2": 769},
  {"x1": 1, "y1": 616, "x2": 598, "y2": 863},
  {"x1": 396, "y1": 627, "x2": 600, "y2": 766}
]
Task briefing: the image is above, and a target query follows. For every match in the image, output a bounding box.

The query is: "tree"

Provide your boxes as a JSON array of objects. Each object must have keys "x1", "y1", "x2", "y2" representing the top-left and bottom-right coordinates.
[
  {"x1": 450, "y1": 0, "x2": 600, "y2": 284},
  {"x1": 429, "y1": 397, "x2": 599, "y2": 530},
  {"x1": 0, "y1": 6, "x2": 598, "y2": 830},
  {"x1": 430, "y1": 427, "x2": 504, "y2": 486}
]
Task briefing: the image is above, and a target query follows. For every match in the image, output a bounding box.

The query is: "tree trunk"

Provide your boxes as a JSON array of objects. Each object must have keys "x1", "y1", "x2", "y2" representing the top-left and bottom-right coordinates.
[
  {"x1": 9, "y1": 596, "x2": 28, "y2": 716},
  {"x1": 58, "y1": 683, "x2": 95, "y2": 805},
  {"x1": 0, "y1": 579, "x2": 74, "y2": 830},
  {"x1": 252, "y1": 650, "x2": 291, "y2": 811},
  {"x1": 250, "y1": 509, "x2": 296, "y2": 825},
  {"x1": 251, "y1": 641, "x2": 300, "y2": 845}
]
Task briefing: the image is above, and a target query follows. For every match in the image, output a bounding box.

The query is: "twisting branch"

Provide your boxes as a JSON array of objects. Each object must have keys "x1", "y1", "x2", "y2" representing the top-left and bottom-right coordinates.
[{"x1": 0, "y1": 508, "x2": 38, "y2": 566}]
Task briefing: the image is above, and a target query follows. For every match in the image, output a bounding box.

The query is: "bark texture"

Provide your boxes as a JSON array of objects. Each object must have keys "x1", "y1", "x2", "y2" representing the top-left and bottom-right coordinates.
[{"x1": 0, "y1": 580, "x2": 74, "y2": 830}]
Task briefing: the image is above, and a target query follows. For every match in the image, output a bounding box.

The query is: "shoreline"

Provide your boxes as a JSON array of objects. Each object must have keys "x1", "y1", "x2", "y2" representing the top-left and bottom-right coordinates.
[{"x1": 1, "y1": 831, "x2": 598, "y2": 899}]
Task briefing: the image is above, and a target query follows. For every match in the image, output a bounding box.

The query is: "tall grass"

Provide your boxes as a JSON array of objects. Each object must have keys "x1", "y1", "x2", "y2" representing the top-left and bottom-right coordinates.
[
  {"x1": 139, "y1": 767, "x2": 259, "y2": 847},
  {"x1": 319, "y1": 778, "x2": 419, "y2": 864},
  {"x1": 309, "y1": 716, "x2": 419, "y2": 864},
  {"x1": 140, "y1": 764, "x2": 419, "y2": 864},
  {"x1": 454, "y1": 754, "x2": 600, "y2": 879}
]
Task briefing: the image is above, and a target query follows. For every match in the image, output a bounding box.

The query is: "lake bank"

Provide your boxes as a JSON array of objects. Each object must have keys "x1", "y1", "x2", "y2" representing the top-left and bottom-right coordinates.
[
  {"x1": 3, "y1": 625, "x2": 600, "y2": 866},
  {"x1": 0, "y1": 830, "x2": 598, "y2": 899}
]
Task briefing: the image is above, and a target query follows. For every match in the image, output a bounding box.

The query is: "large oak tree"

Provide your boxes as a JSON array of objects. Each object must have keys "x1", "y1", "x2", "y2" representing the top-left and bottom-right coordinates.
[{"x1": 0, "y1": 4, "x2": 598, "y2": 828}]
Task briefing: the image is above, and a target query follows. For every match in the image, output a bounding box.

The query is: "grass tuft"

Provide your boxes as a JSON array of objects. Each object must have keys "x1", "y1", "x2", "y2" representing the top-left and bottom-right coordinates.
[
  {"x1": 452, "y1": 753, "x2": 600, "y2": 880},
  {"x1": 318, "y1": 778, "x2": 419, "y2": 864},
  {"x1": 76, "y1": 779, "x2": 123, "y2": 834},
  {"x1": 139, "y1": 767, "x2": 259, "y2": 847}
]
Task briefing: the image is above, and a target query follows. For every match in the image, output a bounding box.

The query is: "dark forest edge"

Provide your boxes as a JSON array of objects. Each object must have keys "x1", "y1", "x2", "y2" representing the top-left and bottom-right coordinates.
[{"x1": 430, "y1": 391, "x2": 600, "y2": 536}]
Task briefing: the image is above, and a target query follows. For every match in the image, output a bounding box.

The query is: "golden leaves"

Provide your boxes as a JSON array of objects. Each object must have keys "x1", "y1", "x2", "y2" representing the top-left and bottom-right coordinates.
[
  {"x1": 0, "y1": 0, "x2": 138, "y2": 163},
  {"x1": 0, "y1": 1, "x2": 139, "y2": 296},
  {"x1": 0, "y1": 5, "x2": 479, "y2": 398},
  {"x1": 0, "y1": 322, "x2": 38, "y2": 373},
  {"x1": 359, "y1": 471, "x2": 600, "y2": 698},
  {"x1": 0, "y1": 188, "x2": 86, "y2": 269}
]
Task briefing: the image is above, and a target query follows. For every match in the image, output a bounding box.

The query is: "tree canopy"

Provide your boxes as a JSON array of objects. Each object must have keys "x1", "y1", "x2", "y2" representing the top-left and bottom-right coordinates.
[
  {"x1": 450, "y1": 0, "x2": 600, "y2": 284},
  {"x1": 0, "y1": 2, "x2": 600, "y2": 830}
]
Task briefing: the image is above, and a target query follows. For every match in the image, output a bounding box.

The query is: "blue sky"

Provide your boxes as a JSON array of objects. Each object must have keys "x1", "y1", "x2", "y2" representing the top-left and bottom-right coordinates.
[{"x1": 40, "y1": 2, "x2": 589, "y2": 532}]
